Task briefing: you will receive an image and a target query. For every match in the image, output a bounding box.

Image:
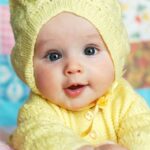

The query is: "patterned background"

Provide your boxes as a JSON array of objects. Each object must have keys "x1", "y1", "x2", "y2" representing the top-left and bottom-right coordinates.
[
  {"x1": 121, "y1": 0, "x2": 150, "y2": 42},
  {"x1": 125, "y1": 42, "x2": 150, "y2": 88},
  {"x1": 0, "y1": 0, "x2": 150, "y2": 126}
]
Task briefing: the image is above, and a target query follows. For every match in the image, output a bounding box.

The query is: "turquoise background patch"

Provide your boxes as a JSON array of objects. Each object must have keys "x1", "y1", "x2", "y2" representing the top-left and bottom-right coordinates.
[
  {"x1": 0, "y1": 55, "x2": 29, "y2": 126},
  {"x1": 0, "y1": 0, "x2": 8, "y2": 5}
]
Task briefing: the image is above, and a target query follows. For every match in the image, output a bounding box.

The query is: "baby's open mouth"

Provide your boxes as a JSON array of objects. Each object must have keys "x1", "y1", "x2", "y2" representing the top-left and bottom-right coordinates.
[
  {"x1": 64, "y1": 84, "x2": 87, "y2": 98},
  {"x1": 68, "y1": 84, "x2": 84, "y2": 90}
]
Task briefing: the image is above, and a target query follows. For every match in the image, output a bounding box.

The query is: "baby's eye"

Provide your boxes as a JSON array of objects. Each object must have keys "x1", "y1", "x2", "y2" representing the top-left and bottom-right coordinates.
[
  {"x1": 84, "y1": 47, "x2": 98, "y2": 56},
  {"x1": 46, "y1": 52, "x2": 62, "y2": 61}
]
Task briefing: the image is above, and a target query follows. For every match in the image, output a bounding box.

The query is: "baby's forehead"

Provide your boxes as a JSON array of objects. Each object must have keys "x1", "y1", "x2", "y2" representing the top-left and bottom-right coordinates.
[
  {"x1": 39, "y1": 12, "x2": 99, "y2": 33},
  {"x1": 36, "y1": 12, "x2": 104, "y2": 44}
]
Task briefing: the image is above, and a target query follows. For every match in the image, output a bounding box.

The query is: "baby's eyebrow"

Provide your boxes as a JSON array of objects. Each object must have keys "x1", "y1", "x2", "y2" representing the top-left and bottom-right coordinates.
[
  {"x1": 36, "y1": 38, "x2": 56, "y2": 48},
  {"x1": 83, "y1": 34, "x2": 105, "y2": 44},
  {"x1": 84, "y1": 33, "x2": 100, "y2": 39},
  {"x1": 83, "y1": 33, "x2": 104, "y2": 44}
]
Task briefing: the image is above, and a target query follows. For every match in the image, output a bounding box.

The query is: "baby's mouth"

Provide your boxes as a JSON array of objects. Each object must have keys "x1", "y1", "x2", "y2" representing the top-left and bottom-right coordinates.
[
  {"x1": 64, "y1": 84, "x2": 87, "y2": 98},
  {"x1": 68, "y1": 84, "x2": 84, "y2": 90}
]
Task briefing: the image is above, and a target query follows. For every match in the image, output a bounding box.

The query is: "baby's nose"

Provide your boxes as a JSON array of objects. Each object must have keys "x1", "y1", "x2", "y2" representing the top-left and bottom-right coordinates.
[{"x1": 64, "y1": 62, "x2": 83, "y2": 76}]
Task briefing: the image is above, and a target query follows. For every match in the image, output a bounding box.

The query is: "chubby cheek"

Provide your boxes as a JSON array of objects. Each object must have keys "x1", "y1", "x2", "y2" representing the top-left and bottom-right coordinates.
[
  {"x1": 89, "y1": 59, "x2": 114, "y2": 91},
  {"x1": 34, "y1": 65, "x2": 58, "y2": 96}
]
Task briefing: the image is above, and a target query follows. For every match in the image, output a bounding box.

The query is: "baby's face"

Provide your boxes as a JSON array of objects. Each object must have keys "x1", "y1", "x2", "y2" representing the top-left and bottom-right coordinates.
[{"x1": 34, "y1": 12, "x2": 114, "y2": 111}]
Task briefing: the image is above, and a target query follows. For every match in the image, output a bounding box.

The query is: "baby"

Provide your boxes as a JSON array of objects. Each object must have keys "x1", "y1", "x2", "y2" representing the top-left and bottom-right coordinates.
[{"x1": 9, "y1": 0, "x2": 150, "y2": 150}]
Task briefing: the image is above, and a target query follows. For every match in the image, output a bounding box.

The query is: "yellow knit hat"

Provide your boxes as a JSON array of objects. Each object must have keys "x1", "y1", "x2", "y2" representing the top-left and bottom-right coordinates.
[{"x1": 10, "y1": 0, "x2": 130, "y2": 94}]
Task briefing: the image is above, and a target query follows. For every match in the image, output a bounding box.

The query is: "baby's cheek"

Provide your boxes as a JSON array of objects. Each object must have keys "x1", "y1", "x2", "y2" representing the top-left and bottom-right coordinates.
[{"x1": 34, "y1": 69, "x2": 49, "y2": 91}]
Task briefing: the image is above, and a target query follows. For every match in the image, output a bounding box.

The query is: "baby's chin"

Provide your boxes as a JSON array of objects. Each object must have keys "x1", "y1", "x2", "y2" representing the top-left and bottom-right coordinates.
[{"x1": 57, "y1": 103, "x2": 81, "y2": 111}]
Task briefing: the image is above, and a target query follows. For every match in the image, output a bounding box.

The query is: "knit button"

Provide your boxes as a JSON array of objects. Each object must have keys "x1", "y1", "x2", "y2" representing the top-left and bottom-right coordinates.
[
  {"x1": 90, "y1": 131, "x2": 97, "y2": 139},
  {"x1": 85, "y1": 111, "x2": 93, "y2": 121}
]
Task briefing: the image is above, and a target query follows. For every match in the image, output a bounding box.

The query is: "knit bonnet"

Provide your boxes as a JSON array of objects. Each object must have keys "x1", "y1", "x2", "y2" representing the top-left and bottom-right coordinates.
[{"x1": 10, "y1": 0, "x2": 130, "y2": 94}]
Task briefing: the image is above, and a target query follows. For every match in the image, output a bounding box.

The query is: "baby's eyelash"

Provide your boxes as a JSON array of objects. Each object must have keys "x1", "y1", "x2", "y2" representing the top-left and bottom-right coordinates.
[
  {"x1": 84, "y1": 47, "x2": 99, "y2": 56},
  {"x1": 85, "y1": 43, "x2": 102, "y2": 50},
  {"x1": 44, "y1": 50, "x2": 58, "y2": 57},
  {"x1": 84, "y1": 43, "x2": 102, "y2": 51}
]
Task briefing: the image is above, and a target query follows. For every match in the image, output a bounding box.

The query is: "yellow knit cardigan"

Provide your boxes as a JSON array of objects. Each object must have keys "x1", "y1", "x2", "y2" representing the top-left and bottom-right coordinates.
[{"x1": 10, "y1": 79, "x2": 150, "y2": 150}]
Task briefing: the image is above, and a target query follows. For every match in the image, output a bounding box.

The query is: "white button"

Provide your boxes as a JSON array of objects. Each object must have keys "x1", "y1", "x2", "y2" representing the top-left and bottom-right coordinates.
[
  {"x1": 85, "y1": 111, "x2": 93, "y2": 121},
  {"x1": 90, "y1": 131, "x2": 97, "y2": 139}
]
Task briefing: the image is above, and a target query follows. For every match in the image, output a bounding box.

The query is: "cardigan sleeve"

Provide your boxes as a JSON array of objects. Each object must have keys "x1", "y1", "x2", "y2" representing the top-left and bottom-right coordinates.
[
  {"x1": 117, "y1": 93, "x2": 150, "y2": 150},
  {"x1": 10, "y1": 97, "x2": 88, "y2": 150}
]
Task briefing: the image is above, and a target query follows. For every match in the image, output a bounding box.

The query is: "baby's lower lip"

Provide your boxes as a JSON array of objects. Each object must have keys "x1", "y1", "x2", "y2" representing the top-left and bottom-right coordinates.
[{"x1": 64, "y1": 85, "x2": 86, "y2": 98}]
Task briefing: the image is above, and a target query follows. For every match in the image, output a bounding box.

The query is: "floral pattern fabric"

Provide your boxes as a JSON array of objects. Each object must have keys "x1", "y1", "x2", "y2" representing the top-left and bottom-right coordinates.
[{"x1": 124, "y1": 41, "x2": 150, "y2": 88}]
